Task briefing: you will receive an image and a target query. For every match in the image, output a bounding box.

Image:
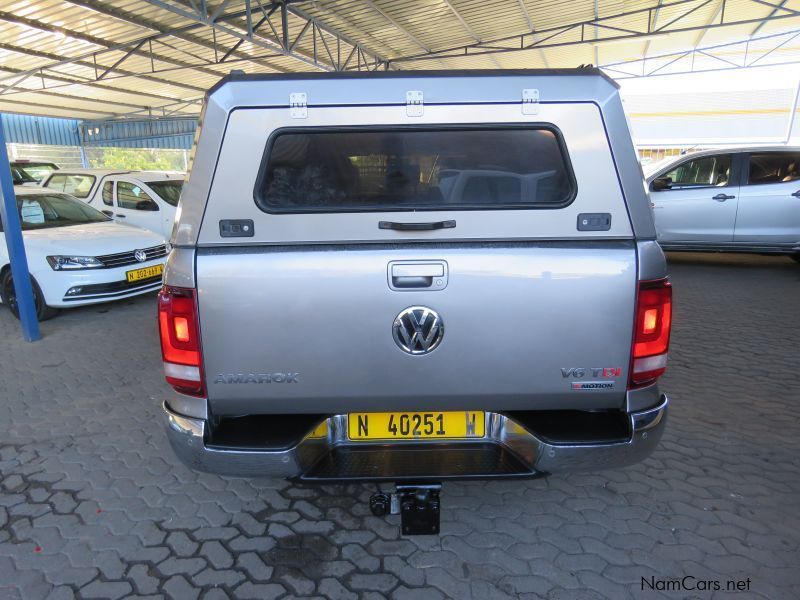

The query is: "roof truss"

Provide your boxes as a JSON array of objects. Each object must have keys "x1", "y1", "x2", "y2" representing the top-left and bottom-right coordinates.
[
  {"x1": 0, "y1": 0, "x2": 797, "y2": 120},
  {"x1": 389, "y1": 0, "x2": 800, "y2": 65}
]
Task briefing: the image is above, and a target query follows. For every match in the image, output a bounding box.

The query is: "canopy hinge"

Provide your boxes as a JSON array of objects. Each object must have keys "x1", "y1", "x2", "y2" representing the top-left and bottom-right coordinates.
[
  {"x1": 290, "y1": 92, "x2": 307, "y2": 118},
  {"x1": 522, "y1": 89, "x2": 539, "y2": 115},
  {"x1": 406, "y1": 90, "x2": 424, "y2": 117}
]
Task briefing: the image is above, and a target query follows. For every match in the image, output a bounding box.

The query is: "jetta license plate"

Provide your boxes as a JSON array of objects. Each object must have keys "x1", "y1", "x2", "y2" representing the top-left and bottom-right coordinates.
[
  {"x1": 126, "y1": 264, "x2": 163, "y2": 282},
  {"x1": 348, "y1": 411, "x2": 485, "y2": 441}
]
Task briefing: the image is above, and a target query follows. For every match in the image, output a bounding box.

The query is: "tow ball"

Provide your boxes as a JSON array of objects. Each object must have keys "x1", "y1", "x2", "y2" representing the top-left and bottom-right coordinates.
[{"x1": 369, "y1": 484, "x2": 441, "y2": 535}]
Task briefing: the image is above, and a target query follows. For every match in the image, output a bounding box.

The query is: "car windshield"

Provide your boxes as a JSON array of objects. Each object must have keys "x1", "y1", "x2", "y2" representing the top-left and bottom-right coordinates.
[
  {"x1": 12, "y1": 162, "x2": 58, "y2": 183},
  {"x1": 11, "y1": 166, "x2": 37, "y2": 185},
  {"x1": 146, "y1": 180, "x2": 183, "y2": 207},
  {"x1": 15, "y1": 193, "x2": 110, "y2": 230}
]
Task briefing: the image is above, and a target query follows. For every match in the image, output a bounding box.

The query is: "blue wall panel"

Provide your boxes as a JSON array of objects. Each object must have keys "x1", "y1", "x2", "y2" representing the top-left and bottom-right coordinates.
[
  {"x1": 81, "y1": 118, "x2": 197, "y2": 149},
  {"x1": 1, "y1": 114, "x2": 80, "y2": 146},
  {"x1": 1, "y1": 113, "x2": 198, "y2": 150}
]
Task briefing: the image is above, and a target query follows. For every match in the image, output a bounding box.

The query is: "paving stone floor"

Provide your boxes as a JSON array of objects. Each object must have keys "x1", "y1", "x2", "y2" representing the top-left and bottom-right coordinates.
[{"x1": 0, "y1": 252, "x2": 798, "y2": 599}]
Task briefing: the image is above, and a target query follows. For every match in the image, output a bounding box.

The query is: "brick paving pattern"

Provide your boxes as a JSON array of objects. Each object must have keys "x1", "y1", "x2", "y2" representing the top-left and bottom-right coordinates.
[{"x1": 0, "y1": 252, "x2": 798, "y2": 599}]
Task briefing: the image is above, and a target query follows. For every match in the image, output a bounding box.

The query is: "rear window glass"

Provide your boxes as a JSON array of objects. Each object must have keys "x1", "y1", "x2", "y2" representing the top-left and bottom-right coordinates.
[
  {"x1": 748, "y1": 152, "x2": 800, "y2": 184},
  {"x1": 12, "y1": 162, "x2": 58, "y2": 182},
  {"x1": 256, "y1": 127, "x2": 576, "y2": 213},
  {"x1": 44, "y1": 174, "x2": 96, "y2": 199},
  {"x1": 148, "y1": 181, "x2": 183, "y2": 207}
]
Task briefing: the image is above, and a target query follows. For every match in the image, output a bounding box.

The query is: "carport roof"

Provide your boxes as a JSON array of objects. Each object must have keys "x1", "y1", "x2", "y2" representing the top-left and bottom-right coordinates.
[{"x1": 0, "y1": 0, "x2": 799, "y2": 121}]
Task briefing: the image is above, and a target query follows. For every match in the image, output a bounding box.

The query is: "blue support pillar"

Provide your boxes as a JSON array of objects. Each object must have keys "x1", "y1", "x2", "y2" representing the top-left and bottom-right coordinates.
[{"x1": 0, "y1": 115, "x2": 41, "y2": 341}]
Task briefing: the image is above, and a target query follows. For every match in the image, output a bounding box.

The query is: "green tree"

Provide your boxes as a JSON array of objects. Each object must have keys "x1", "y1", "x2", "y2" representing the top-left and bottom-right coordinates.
[{"x1": 87, "y1": 147, "x2": 186, "y2": 171}]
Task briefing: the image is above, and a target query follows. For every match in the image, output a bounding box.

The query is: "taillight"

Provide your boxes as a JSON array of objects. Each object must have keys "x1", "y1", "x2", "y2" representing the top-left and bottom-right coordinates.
[
  {"x1": 630, "y1": 278, "x2": 672, "y2": 388},
  {"x1": 158, "y1": 286, "x2": 204, "y2": 396}
]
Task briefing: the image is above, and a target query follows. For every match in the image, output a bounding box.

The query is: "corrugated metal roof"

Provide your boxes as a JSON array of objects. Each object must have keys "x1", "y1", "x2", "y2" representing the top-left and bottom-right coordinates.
[{"x1": 0, "y1": 0, "x2": 796, "y2": 122}]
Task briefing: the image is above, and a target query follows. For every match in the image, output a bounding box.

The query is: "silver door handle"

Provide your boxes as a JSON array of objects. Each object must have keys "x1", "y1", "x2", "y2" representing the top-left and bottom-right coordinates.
[
  {"x1": 712, "y1": 193, "x2": 735, "y2": 201},
  {"x1": 388, "y1": 261, "x2": 448, "y2": 291}
]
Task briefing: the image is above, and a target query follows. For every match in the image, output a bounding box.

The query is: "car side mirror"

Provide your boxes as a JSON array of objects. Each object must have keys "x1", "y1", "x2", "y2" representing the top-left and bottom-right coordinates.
[
  {"x1": 651, "y1": 177, "x2": 672, "y2": 191},
  {"x1": 136, "y1": 200, "x2": 159, "y2": 211}
]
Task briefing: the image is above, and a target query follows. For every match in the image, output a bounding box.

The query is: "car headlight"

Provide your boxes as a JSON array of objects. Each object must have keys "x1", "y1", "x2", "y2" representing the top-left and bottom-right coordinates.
[{"x1": 46, "y1": 255, "x2": 104, "y2": 270}]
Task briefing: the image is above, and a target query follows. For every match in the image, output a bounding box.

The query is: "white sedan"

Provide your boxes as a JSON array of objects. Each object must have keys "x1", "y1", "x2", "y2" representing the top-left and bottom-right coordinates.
[{"x1": 1, "y1": 187, "x2": 167, "y2": 320}]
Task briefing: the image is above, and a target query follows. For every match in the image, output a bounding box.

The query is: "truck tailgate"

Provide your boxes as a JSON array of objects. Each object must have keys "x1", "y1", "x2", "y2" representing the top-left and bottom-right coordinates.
[{"x1": 198, "y1": 242, "x2": 636, "y2": 415}]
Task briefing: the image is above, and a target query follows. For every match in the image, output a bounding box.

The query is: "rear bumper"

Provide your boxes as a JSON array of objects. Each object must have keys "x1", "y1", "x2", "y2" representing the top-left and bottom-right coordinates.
[{"x1": 164, "y1": 396, "x2": 668, "y2": 481}]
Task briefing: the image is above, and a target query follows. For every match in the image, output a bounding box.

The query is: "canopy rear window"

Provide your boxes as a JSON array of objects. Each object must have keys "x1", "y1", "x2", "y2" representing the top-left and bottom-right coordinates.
[{"x1": 256, "y1": 127, "x2": 576, "y2": 213}]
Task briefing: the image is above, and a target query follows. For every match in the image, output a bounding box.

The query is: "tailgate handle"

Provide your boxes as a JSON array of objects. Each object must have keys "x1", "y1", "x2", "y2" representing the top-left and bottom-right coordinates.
[
  {"x1": 389, "y1": 261, "x2": 448, "y2": 291},
  {"x1": 379, "y1": 220, "x2": 455, "y2": 231}
]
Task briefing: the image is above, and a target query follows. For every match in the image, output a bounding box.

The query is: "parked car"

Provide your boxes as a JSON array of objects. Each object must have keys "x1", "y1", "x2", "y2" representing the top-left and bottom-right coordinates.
[
  {"x1": 158, "y1": 70, "x2": 671, "y2": 532},
  {"x1": 10, "y1": 160, "x2": 59, "y2": 183},
  {"x1": 10, "y1": 164, "x2": 39, "y2": 186},
  {"x1": 41, "y1": 169, "x2": 183, "y2": 237},
  {"x1": 647, "y1": 147, "x2": 800, "y2": 261},
  {"x1": 0, "y1": 187, "x2": 167, "y2": 320}
]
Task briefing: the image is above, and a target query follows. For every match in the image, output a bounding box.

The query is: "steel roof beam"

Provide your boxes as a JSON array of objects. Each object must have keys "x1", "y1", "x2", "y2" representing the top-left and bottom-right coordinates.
[
  {"x1": 692, "y1": 0, "x2": 726, "y2": 50},
  {"x1": 0, "y1": 67, "x2": 165, "y2": 111},
  {"x1": 0, "y1": 42, "x2": 187, "y2": 104},
  {"x1": 66, "y1": 0, "x2": 289, "y2": 74},
  {"x1": 0, "y1": 0, "x2": 391, "y2": 104},
  {"x1": 66, "y1": 0, "x2": 286, "y2": 73},
  {"x1": 0, "y1": 96, "x2": 118, "y2": 117},
  {"x1": 517, "y1": 0, "x2": 550, "y2": 68},
  {"x1": 0, "y1": 10, "x2": 210, "y2": 94},
  {"x1": 643, "y1": 0, "x2": 665, "y2": 59},
  {"x1": 601, "y1": 28, "x2": 800, "y2": 77},
  {"x1": 363, "y1": 0, "x2": 431, "y2": 52},
  {"x1": 440, "y1": 0, "x2": 503, "y2": 68},
  {"x1": 142, "y1": 0, "x2": 390, "y2": 71},
  {"x1": 389, "y1": 0, "x2": 800, "y2": 64},
  {"x1": 752, "y1": 0, "x2": 790, "y2": 35},
  {"x1": 301, "y1": 1, "x2": 404, "y2": 62}
]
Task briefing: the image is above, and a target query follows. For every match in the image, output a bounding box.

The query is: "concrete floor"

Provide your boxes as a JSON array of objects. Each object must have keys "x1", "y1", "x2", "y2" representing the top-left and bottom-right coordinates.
[{"x1": 0, "y1": 252, "x2": 798, "y2": 599}]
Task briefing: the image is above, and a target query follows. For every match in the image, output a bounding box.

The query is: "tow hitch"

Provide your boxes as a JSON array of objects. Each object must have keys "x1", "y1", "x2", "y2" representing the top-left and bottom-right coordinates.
[{"x1": 369, "y1": 483, "x2": 441, "y2": 535}]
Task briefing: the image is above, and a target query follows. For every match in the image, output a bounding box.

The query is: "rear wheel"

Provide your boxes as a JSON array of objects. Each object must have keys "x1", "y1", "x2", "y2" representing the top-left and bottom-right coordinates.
[{"x1": 0, "y1": 270, "x2": 58, "y2": 321}]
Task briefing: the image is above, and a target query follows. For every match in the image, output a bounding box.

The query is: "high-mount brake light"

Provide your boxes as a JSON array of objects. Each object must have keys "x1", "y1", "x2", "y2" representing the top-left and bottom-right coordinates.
[
  {"x1": 158, "y1": 286, "x2": 204, "y2": 396},
  {"x1": 630, "y1": 278, "x2": 672, "y2": 388}
]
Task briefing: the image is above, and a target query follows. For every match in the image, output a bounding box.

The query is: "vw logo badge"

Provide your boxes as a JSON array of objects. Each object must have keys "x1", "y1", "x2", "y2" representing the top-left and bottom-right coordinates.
[
  {"x1": 392, "y1": 306, "x2": 444, "y2": 355},
  {"x1": 134, "y1": 249, "x2": 147, "y2": 263}
]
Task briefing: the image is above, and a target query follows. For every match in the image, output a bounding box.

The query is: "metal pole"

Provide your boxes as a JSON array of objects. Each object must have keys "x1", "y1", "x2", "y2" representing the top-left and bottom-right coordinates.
[
  {"x1": 785, "y1": 78, "x2": 800, "y2": 144},
  {"x1": 78, "y1": 124, "x2": 89, "y2": 168},
  {"x1": 0, "y1": 114, "x2": 41, "y2": 341}
]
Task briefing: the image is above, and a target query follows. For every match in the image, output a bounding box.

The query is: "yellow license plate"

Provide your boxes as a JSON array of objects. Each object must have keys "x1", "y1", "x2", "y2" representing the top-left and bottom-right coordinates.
[
  {"x1": 126, "y1": 264, "x2": 163, "y2": 282},
  {"x1": 348, "y1": 411, "x2": 485, "y2": 441}
]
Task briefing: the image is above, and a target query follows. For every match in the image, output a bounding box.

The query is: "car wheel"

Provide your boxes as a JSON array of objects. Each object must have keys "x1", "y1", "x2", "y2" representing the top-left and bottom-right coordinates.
[
  {"x1": 791, "y1": 254, "x2": 800, "y2": 264},
  {"x1": 0, "y1": 270, "x2": 58, "y2": 321}
]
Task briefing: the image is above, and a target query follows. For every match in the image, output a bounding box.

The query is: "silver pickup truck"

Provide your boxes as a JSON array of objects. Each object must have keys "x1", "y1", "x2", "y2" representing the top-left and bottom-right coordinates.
[{"x1": 159, "y1": 70, "x2": 671, "y2": 531}]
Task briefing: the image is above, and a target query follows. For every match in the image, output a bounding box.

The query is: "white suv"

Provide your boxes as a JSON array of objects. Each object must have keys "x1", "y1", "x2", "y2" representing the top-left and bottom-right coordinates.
[
  {"x1": 646, "y1": 147, "x2": 800, "y2": 261},
  {"x1": 42, "y1": 169, "x2": 183, "y2": 238}
]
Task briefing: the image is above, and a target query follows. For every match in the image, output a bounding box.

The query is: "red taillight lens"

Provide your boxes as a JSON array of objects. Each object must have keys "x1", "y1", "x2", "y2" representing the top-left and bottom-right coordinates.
[
  {"x1": 630, "y1": 278, "x2": 672, "y2": 388},
  {"x1": 158, "y1": 286, "x2": 204, "y2": 396}
]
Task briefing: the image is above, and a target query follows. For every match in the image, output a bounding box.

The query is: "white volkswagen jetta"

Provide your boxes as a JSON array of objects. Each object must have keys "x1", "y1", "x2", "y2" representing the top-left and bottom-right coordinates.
[{"x1": 1, "y1": 187, "x2": 167, "y2": 320}]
